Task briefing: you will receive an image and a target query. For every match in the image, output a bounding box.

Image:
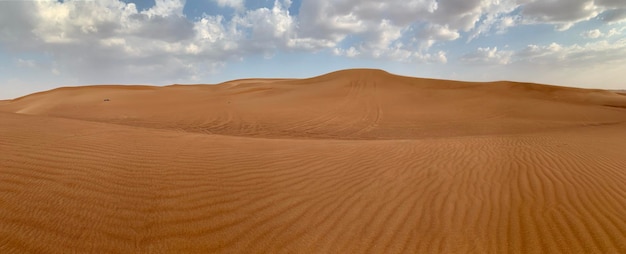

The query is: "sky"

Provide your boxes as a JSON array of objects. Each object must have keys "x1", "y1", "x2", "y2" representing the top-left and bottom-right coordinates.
[{"x1": 0, "y1": 0, "x2": 625, "y2": 99}]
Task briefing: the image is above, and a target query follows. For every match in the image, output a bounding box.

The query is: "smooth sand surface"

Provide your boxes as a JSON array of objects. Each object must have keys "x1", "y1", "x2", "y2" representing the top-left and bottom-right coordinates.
[{"x1": 1, "y1": 69, "x2": 626, "y2": 253}]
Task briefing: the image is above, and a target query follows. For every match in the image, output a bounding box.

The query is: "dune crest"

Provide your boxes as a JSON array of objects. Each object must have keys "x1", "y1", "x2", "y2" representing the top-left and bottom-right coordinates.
[
  {"x1": 1, "y1": 69, "x2": 626, "y2": 253},
  {"x1": 2, "y1": 69, "x2": 625, "y2": 139}
]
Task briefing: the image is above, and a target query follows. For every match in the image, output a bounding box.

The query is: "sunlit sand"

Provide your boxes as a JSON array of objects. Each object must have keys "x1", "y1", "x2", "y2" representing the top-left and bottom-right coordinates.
[{"x1": 1, "y1": 69, "x2": 626, "y2": 253}]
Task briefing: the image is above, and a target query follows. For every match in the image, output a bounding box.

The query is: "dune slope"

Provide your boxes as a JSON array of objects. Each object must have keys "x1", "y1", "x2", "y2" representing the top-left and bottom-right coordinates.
[
  {"x1": 3, "y1": 69, "x2": 626, "y2": 139},
  {"x1": 1, "y1": 69, "x2": 626, "y2": 253}
]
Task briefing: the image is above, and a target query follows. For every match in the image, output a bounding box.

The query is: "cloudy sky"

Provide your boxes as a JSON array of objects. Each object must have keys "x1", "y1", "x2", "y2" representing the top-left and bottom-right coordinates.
[{"x1": 1, "y1": 0, "x2": 625, "y2": 99}]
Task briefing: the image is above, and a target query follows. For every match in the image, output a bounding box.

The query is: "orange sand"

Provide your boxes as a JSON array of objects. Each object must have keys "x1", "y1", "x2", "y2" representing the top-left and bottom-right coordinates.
[{"x1": 1, "y1": 69, "x2": 626, "y2": 253}]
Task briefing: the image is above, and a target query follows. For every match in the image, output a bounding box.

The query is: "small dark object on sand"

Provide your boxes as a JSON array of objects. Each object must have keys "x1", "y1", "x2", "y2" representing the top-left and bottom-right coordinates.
[{"x1": 104, "y1": 99, "x2": 110, "y2": 102}]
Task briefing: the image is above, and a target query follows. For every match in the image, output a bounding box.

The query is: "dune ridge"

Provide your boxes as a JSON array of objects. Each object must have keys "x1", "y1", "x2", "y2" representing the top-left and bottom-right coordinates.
[
  {"x1": 1, "y1": 69, "x2": 626, "y2": 253},
  {"x1": 2, "y1": 69, "x2": 625, "y2": 139}
]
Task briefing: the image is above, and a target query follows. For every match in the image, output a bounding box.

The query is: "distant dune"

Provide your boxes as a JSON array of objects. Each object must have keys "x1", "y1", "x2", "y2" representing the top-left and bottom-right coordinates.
[{"x1": 1, "y1": 69, "x2": 626, "y2": 253}]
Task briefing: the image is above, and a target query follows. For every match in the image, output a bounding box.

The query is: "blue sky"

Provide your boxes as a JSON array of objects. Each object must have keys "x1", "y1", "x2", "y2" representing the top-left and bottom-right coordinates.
[{"x1": 1, "y1": 0, "x2": 625, "y2": 99}]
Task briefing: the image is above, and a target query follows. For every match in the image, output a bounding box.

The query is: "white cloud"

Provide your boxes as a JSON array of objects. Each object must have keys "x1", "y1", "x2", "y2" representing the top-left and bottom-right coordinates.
[
  {"x1": 0, "y1": 0, "x2": 260, "y2": 84},
  {"x1": 418, "y1": 50, "x2": 448, "y2": 64},
  {"x1": 296, "y1": 0, "x2": 474, "y2": 53},
  {"x1": 419, "y1": 24, "x2": 460, "y2": 41},
  {"x1": 515, "y1": 40, "x2": 626, "y2": 66},
  {"x1": 233, "y1": 0, "x2": 296, "y2": 51},
  {"x1": 461, "y1": 47, "x2": 513, "y2": 65},
  {"x1": 498, "y1": 16, "x2": 517, "y2": 32},
  {"x1": 143, "y1": 0, "x2": 186, "y2": 17},
  {"x1": 468, "y1": 13, "x2": 519, "y2": 41},
  {"x1": 333, "y1": 47, "x2": 360, "y2": 57},
  {"x1": 520, "y1": 0, "x2": 600, "y2": 30},
  {"x1": 581, "y1": 28, "x2": 621, "y2": 39},
  {"x1": 581, "y1": 29, "x2": 604, "y2": 39},
  {"x1": 519, "y1": 0, "x2": 626, "y2": 29},
  {"x1": 462, "y1": 39, "x2": 626, "y2": 68},
  {"x1": 606, "y1": 28, "x2": 622, "y2": 37},
  {"x1": 215, "y1": 0, "x2": 244, "y2": 11}
]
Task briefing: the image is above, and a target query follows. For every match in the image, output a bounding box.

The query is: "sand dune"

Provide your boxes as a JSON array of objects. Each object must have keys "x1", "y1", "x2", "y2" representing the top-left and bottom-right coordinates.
[{"x1": 1, "y1": 69, "x2": 626, "y2": 253}]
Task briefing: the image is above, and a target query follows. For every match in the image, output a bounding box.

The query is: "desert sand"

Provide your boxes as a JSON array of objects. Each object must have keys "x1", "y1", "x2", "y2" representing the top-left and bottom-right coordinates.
[{"x1": 1, "y1": 69, "x2": 626, "y2": 253}]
